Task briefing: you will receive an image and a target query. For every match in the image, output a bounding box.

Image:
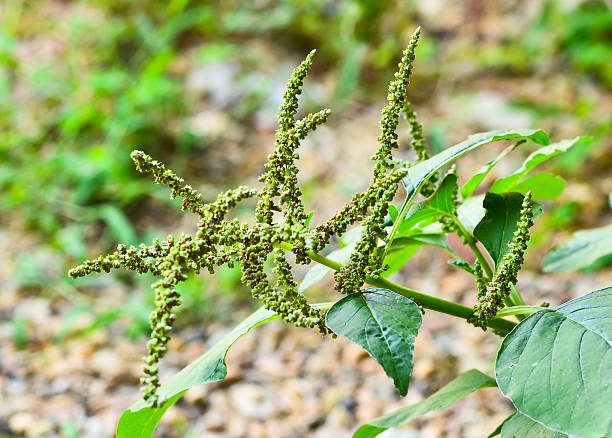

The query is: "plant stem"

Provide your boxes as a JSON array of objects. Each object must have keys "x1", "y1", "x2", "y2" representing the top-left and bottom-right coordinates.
[
  {"x1": 381, "y1": 194, "x2": 412, "y2": 261},
  {"x1": 276, "y1": 242, "x2": 516, "y2": 335},
  {"x1": 495, "y1": 305, "x2": 544, "y2": 318},
  {"x1": 452, "y1": 218, "x2": 494, "y2": 278}
]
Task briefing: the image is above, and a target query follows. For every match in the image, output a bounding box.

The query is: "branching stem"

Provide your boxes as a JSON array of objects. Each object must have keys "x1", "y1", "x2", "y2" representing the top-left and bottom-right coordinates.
[{"x1": 276, "y1": 242, "x2": 516, "y2": 335}]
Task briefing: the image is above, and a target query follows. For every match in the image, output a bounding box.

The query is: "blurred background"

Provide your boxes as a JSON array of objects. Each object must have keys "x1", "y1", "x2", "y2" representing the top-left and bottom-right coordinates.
[{"x1": 1, "y1": 1, "x2": 611, "y2": 437}]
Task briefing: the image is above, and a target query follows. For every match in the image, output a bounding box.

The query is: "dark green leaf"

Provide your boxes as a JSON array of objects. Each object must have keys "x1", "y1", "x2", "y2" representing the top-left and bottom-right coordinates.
[
  {"x1": 393, "y1": 129, "x2": 549, "y2": 243},
  {"x1": 116, "y1": 307, "x2": 279, "y2": 438},
  {"x1": 542, "y1": 223, "x2": 612, "y2": 272},
  {"x1": 496, "y1": 287, "x2": 612, "y2": 438},
  {"x1": 326, "y1": 288, "x2": 422, "y2": 396},
  {"x1": 500, "y1": 413, "x2": 567, "y2": 438},
  {"x1": 473, "y1": 192, "x2": 541, "y2": 269},
  {"x1": 490, "y1": 137, "x2": 581, "y2": 194},
  {"x1": 353, "y1": 369, "x2": 496, "y2": 438}
]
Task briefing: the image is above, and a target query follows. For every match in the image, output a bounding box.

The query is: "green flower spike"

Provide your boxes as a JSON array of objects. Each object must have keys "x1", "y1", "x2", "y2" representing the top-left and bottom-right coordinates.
[
  {"x1": 70, "y1": 52, "x2": 335, "y2": 406},
  {"x1": 471, "y1": 191, "x2": 535, "y2": 329},
  {"x1": 332, "y1": 28, "x2": 420, "y2": 294},
  {"x1": 404, "y1": 102, "x2": 438, "y2": 196}
]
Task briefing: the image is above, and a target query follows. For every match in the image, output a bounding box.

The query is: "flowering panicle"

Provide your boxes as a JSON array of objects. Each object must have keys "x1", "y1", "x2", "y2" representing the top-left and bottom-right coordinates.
[
  {"x1": 330, "y1": 28, "x2": 421, "y2": 293},
  {"x1": 471, "y1": 192, "x2": 535, "y2": 329},
  {"x1": 131, "y1": 150, "x2": 206, "y2": 214},
  {"x1": 70, "y1": 34, "x2": 430, "y2": 406},
  {"x1": 256, "y1": 50, "x2": 330, "y2": 262},
  {"x1": 473, "y1": 261, "x2": 488, "y2": 301},
  {"x1": 374, "y1": 27, "x2": 420, "y2": 177},
  {"x1": 404, "y1": 102, "x2": 437, "y2": 196},
  {"x1": 332, "y1": 168, "x2": 407, "y2": 293}
]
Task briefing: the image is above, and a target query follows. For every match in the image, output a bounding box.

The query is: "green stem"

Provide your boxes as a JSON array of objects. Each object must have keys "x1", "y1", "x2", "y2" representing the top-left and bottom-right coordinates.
[
  {"x1": 381, "y1": 195, "x2": 412, "y2": 261},
  {"x1": 452, "y1": 218, "x2": 494, "y2": 279},
  {"x1": 276, "y1": 242, "x2": 516, "y2": 335},
  {"x1": 495, "y1": 305, "x2": 544, "y2": 318}
]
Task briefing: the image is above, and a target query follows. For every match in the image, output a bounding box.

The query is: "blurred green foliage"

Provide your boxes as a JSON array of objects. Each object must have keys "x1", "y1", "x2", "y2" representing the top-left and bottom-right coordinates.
[{"x1": 1, "y1": 0, "x2": 612, "y2": 338}]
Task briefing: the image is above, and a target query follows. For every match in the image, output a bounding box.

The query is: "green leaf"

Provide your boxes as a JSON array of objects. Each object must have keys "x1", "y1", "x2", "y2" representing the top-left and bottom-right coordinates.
[
  {"x1": 488, "y1": 413, "x2": 515, "y2": 437},
  {"x1": 461, "y1": 143, "x2": 516, "y2": 199},
  {"x1": 389, "y1": 233, "x2": 469, "y2": 275},
  {"x1": 542, "y1": 223, "x2": 612, "y2": 272},
  {"x1": 389, "y1": 233, "x2": 449, "y2": 252},
  {"x1": 490, "y1": 137, "x2": 582, "y2": 194},
  {"x1": 388, "y1": 204, "x2": 399, "y2": 221},
  {"x1": 457, "y1": 194, "x2": 486, "y2": 232},
  {"x1": 403, "y1": 129, "x2": 550, "y2": 202},
  {"x1": 116, "y1": 307, "x2": 279, "y2": 438},
  {"x1": 473, "y1": 192, "x2": 541, "y2": 269},
  {"x1": 398, "y1": 172, "x2": 458, "y2": 233},
  {"x1": 353, "y1": 369, "x2": 496, "y2": 438},
  {"x1": 382, "y1": 245, "x2": 419, "y2": 277},
  {"x1": 495, "y1": 287, "x2": 612, "y2": 438},
  {"x1": 500, "y1": 413, "x2": 568, "y2": 438},
  {"x1": 326, "y1": 288, "x2": 422, "y2": 396},
  {"x1": 509, "y1": 173, "x2": 565, "y2": 200},
  {"x1": 391, "y1": 129, "x2": 549, "y2": 244}
]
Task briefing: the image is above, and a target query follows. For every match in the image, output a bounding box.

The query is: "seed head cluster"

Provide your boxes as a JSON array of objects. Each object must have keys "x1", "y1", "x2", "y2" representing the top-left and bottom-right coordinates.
[
  {"x1": 69, "y1": 30, "x2": 431, "y2": 407},
  {"x1": 470, "y1": 192, "x2": 535, "y2": 329}
]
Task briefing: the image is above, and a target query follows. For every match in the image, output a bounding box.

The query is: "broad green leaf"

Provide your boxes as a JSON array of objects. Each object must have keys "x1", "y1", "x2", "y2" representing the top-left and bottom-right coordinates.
[
  {"x1": 353, "y1": 369, "x2": 496, "y2": 438},
  {"x1": 326, "y1": 288, "x2": 422, "y2": 396},
  {"x1": 510, "y1": 173, "x2": 565, "y2": 200},
  {"x1": 542, "y1": 223, "x2": 612, "y2": 272},
  {"x1": 473, "y1": 192, "x2": 541, "y2": 269},
  {"x1": 402, "y1": 129, "x2": 549, "y2": 202},
  {"x1": 461, "y1": 143, "x2": 516, "y2": 198},
  {"x1": 490, "y1": 137, "x2": 581, "y2": 194},
  {"x1": 399, "y1": 172, "x2": 458, "y2": 233},
  {"x1": 299, "y1": 243, "x2": 355, "y2": 292},
  {"x1": 500, "y1": 413, "x2": 567, "y2": 438},
  {"x1": 495, "y1": 287, "x2": 612, "y2": 438},
  {"x1": 116, "y1": 307, "x2": 279, "y2": 438}
]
